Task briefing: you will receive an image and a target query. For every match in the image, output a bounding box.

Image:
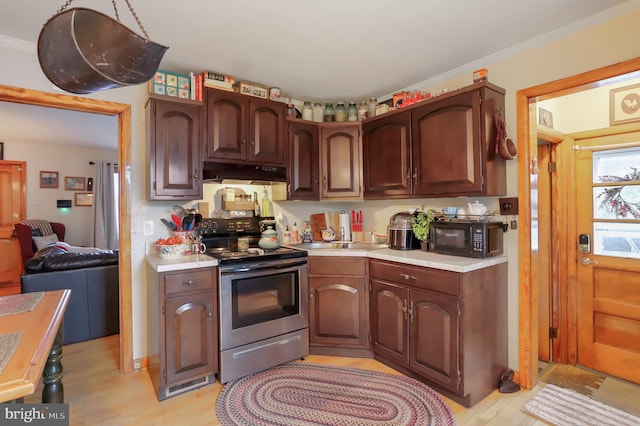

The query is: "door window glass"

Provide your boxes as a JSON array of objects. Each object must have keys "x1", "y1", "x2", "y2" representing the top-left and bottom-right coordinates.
[{"x1": 592, "y1": 147, "x2": 640, "y2": 258}]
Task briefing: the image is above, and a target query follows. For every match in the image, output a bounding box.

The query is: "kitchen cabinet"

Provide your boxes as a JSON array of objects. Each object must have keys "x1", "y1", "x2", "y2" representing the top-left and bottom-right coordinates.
[
  {"x1": 362, "y1": 82, "x2": 506, "y2": 199},
  {"x1": 308, "y1": 257, "x2": 370, "y2": 356},
  {"x1": 147, "y1": 266, "x2": 218, "y2": 400},
  {"x1": 369, "y1": 259, "x2": 507, "y2": 407},
  {"x1": 362, "y1": 111, "x2": 412, "y2": 198},
  {"x1": 146, "y1": 95, "x2": 203, "y2": 200},
  {"x1": 205, "y1": 88, "x2": 286, "y2": 166},
  {"x1": 287, "y1": 120, "x2": 320, "y2": 200},
  {"x1": 319, "y1": 123, "x2": 362, "y2": 199}
]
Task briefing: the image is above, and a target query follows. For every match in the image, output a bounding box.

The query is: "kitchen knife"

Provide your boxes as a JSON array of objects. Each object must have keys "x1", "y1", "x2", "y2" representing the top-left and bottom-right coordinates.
[{"x1": 161, "y1": 218, "x2": 177, "y2": 231}]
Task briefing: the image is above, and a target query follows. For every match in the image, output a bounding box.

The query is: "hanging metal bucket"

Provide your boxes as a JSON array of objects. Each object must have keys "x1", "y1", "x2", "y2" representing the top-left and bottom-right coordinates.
[{"x1": 37, "y1": 7, "x2": 168, "y2": 94}]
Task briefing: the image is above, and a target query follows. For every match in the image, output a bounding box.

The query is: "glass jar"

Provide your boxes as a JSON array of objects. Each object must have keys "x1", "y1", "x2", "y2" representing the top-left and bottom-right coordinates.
[
  {"x1": 286, "y1": 102, "x2": 296, "y2": 117},
  {"x1": 368, "y1": 97, "x2": 377, "y2": 118},
  {"x1": 323, "y1": 103, "x2": 335, "y2": 122},
  {"x1": 358, "y1": 101, "x2": 368, "y2": 121},
  {"x1": 302, "y1": 101, "x2": 313, "y2": 121},
  {"x1": 335, "y1": 102, "x2": 347, "y2": 122},
  {"x1": 312, "y1": 103, "x2": 324, "y2": 122},
  {"x1": 347, "y1": 102, "x2": 358, "y2": 121}
]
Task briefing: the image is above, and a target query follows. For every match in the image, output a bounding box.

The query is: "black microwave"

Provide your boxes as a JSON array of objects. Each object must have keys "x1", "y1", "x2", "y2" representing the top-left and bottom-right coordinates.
[{"x1": 429, "y1": 220, "x2": 504, "y2": 258}]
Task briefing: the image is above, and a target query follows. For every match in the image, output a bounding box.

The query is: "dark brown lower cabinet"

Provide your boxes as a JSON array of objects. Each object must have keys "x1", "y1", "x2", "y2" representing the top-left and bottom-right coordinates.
[
  {"x1": 147, "y1": 266, "x2": 218, "y2": 400},
  {"x1": 370, "y1": 259, "x2": 507, "y2": 407},
  {"x1": 308, "y1": 257, "x2": 371, "y2": 357}
]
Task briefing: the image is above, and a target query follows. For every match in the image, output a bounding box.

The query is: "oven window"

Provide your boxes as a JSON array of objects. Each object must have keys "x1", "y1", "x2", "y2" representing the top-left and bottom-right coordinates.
[{"x1": 231, "y1": 271, "x2": 299, "y2": 329}]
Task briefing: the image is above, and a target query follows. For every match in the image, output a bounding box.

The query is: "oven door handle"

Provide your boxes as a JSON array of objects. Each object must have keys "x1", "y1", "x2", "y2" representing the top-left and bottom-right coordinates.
[{"x1": 220, "y1": 259, "x2": 307, "y2": 274}]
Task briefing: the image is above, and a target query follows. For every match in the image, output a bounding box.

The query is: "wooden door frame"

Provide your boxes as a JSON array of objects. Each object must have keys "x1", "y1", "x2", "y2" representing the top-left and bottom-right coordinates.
[
  {"x1": 0, "y1": 85, "x2": 133, "y2": 374},
  {"x1": 517, "y1": 57, "x2": 640, "y2": 389}
]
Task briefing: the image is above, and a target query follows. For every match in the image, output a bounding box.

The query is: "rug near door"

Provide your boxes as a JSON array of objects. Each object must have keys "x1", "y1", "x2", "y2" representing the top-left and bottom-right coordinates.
[
  {"x1": 522, "y1": 384, "x2": 640, "y2": 426},
  {"x1": 215, "y1": 362, "x2": 456, "y2": 426}
]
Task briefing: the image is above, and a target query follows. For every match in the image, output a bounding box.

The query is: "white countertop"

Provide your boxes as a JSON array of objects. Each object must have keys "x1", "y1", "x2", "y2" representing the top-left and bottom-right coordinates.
[
  {"x1": 146, "y1": 253, "x2": 218, "y2": 272},
  {"x1": 145, "y1": 246, "x2": 506, "y2": 274}
]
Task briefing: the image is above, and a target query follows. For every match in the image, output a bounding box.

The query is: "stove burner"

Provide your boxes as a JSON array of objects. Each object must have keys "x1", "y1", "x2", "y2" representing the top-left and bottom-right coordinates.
[{"x1": 205, "y1": 246, "x2": 307, "y2": 265}]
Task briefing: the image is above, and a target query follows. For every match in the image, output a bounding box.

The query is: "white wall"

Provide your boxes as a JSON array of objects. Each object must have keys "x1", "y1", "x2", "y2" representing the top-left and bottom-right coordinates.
[
  {"x1": 3, "y1": 141, "x2": 117, "y2": 246},
  {"x1": 2, "y1": 8, "x2": 640, "y2": 366}
]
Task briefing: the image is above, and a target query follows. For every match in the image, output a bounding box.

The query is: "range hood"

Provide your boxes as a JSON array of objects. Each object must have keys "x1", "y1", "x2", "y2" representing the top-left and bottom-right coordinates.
[{"x1": 202, "y1": 161, "x2": 287, "y2": 184}]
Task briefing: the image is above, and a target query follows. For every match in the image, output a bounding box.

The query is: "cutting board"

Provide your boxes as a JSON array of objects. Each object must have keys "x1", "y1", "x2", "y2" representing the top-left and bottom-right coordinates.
[{"x1": 310, "y1": 213, "x2": 326, "y2": 242}]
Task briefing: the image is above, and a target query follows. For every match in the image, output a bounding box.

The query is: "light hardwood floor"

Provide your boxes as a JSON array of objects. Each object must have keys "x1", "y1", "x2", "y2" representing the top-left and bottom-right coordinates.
[{"x1": 25, "y1": 335, "x2": 549, "y2": 425}]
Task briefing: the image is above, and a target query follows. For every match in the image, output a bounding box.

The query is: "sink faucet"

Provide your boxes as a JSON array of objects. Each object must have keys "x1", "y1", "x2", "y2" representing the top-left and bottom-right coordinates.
[{"x1": 340, "y1": 226, "x2": 345, "y2": 241}]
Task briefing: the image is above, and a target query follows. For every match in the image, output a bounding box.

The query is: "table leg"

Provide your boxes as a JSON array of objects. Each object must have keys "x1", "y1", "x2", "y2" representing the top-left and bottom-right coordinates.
[{"x1": 42, "y1": 324, "x2": 64, "y2": 403}]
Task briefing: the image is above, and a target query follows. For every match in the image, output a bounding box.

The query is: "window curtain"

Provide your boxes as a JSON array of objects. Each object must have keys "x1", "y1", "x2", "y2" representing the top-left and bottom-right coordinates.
[{"x1": 92, "y1": 162, "x2": 118, "y2": 249}]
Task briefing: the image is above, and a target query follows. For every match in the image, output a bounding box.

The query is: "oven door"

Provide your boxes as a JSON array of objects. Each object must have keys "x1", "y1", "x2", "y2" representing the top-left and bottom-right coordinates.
[{"x1": 218, "y1": 258, "x2": 308, "y2": 351}]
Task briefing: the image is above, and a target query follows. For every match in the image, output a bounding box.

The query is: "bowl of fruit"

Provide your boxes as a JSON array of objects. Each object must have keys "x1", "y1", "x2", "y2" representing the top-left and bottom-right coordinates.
[{"x1": 154, "y1": 235, "x2": 190, "y2": 259}]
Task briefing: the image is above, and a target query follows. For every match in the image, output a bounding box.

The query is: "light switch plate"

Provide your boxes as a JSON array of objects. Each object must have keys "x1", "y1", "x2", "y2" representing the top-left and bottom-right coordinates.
[{"x1": 143, "y1": 220, "x2": 154, "y2": 236}]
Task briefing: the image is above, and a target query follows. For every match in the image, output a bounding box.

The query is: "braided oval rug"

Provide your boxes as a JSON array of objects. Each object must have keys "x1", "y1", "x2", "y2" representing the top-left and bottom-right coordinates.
[{"x1": 216, "y1": 362, "x2": 456, "y2": 426}]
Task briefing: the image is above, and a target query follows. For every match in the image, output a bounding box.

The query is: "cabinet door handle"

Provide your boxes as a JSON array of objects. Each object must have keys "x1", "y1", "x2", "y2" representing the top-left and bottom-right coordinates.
[
  {"x1": 207, "y1": 303, "x2": 213, "y2": 321},
  {"x1": 400, "y1": 273, "x2": 417, "y2": 281},
  {"x1": 412, "y1": 167, "x2": 418, "y2": 182},
  {"x1": 182, "y1": 279, "x2": 199, "y2": 286},
  {"x1": 323, "y1": 175, "x2": 327, "y2": 189},
  {"x1": 241, "y1": 139, "x2": 247, "y2": 144},
  {"x1": 409, "y1": 301, "x2": 415, "y2": 322},
  {"x1": 250, "y1": 140, "x2": 255, "y2": 146},
  {"x1": 406, "y1": 167, "x2": 411, "y2": 180},
  {"x1": 402, "y1": 299, "x2": 408, "y2": 320}
]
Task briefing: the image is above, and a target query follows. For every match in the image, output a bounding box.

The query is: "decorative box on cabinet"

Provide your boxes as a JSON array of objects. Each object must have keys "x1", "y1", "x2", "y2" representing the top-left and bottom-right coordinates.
[
  {"x1": 308, "y1": 257, "x2": 371, "y2": 357},
  {"x1": 319, "y1": 123, "x2": 362, "y2": 199},
  {"x1": 205, "y1": 88, "x2": 286, "y2": 166},
  {"x1": 362, "y1": 82, "x2": 506, "y2": 199},
  {"x1": 369, "y1": 259, "x2": 507, "y2": 407},
  {"x1": 147, "y1": 266, "x2": 218, "y2": 400},
  {"x1": 146, "y1": 95, "x2": 203, "y2": 200}
]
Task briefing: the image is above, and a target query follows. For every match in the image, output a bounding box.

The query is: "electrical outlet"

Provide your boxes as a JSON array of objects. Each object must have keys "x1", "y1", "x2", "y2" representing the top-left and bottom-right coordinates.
[
  {"x1": 511, "y1": 219, "x2": 518, "y2": 230},
  {"x1": 499, "y1": 197, "x2": 519, "y2": 215}
]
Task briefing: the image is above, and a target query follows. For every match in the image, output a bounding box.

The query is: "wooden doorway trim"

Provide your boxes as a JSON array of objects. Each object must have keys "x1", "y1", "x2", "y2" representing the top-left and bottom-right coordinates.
[
  {"x1": 517, "y1": 57, "x2": 640, "y2": 389},
  {"x1": 0, "y1": 85, "x2": 133, "y2": 374}
]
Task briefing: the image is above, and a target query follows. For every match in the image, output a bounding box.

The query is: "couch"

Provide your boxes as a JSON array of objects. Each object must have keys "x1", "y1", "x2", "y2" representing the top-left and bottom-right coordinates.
[
  {"x1": 15, "y1": 221, "x2": 66, "y2": 265},
  {"x1": 21, "y1": 247, "x2": 119, "y2": 345}
]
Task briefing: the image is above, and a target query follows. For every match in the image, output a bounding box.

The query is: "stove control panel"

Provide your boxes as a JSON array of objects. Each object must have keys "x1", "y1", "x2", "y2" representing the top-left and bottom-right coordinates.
[{"x1": 200, "y1": 217, "x2": 262, "y2": 236}]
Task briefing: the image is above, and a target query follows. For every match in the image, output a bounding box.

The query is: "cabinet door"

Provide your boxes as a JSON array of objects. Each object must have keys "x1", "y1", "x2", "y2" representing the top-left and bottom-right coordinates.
[
  {"x1": 320, "y1": 125, "x2": 361, "y2": 199},
  {"x1": 411, "y1": 90, "x2": 482, "y2": 195},
  {"x1": 288, "y1": 121, "x2": 319, "y2": 200},
  {"x1": 149, "y1": 99, "x2": 203, "y2": 200},
  {"x1": 205, "y1": 89, "x2": 248, "y2": 161},
  {"x1": 309, "y1": 276, "x2": 369, "y2": 349},
  {"x1": 249, "y1": 98, "x2": 286, "y2": 165},
  {"x1": 363, "y1": 112, "x2": 412, "y2": 198},
  {"x1": 370, "y1": 280, "x2": 409, "y2": 366},
  {"x1": 164, "y1": 291, "x2": 217, "y2": 387},
  {"x1": 409, "y1": 288, "x2": 460, "y2": 392}
]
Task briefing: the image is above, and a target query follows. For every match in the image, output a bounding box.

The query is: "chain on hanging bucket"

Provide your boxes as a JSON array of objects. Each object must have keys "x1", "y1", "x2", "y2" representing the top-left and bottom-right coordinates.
[{"x1": 37, "y1": 0, "x2": 168, "y2": 94}]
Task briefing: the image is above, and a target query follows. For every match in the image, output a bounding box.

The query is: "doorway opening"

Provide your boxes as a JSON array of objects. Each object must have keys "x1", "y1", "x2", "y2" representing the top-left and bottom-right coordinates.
[
  {"x1": 517, "y1": 57, "x2": 640, "y2": 389},
  {"x1": 0, "y1": 85, "x2": 134, "y2": 374}
]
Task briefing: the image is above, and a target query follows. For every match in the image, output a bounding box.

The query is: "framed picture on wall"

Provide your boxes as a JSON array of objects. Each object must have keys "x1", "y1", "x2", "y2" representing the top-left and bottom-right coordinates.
[
  {"x1": 610, "y1": 83, "x2": 640, "y2": 125},
  {"x1": 65, "y1": 176, "x2": 86, "y2": 190},
  {"x1": 0, "y1": 142, "x2": 4, "y2": 160},
  {"x1": 40, "y1": 171, "x2": 59, "y2": 188},
  {"x1": 75, "y1": 192, "x2": 94, "y2": 206}
]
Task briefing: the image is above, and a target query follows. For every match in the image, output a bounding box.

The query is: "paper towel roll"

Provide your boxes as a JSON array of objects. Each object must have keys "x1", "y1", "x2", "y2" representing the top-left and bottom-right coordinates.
[{"x1": 339, "y1": 213, "x2": 351, "y2": 241}]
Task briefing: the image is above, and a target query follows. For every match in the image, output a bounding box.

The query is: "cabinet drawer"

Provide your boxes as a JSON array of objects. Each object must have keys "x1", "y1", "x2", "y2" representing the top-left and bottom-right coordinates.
[
  {"x1": 309, "y1": 257, "x2": 366, "y2": 276},
  {"x1": 164, "y1": 270, "x2": 214, "y2": 295},
  {"x1": 369, "y1": 260, "x2": 458, "y2": 296}
]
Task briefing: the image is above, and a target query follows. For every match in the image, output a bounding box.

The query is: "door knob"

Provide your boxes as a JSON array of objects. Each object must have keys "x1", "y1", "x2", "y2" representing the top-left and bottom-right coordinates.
[{"x1": 581, "y1": 257, "x2": 598, "y2": 266}]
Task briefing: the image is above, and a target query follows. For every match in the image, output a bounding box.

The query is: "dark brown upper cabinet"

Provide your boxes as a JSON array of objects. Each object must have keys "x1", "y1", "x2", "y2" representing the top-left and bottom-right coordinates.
[
  {"x1": 146, "y1": 95, "x2": 203, "y2": 200},
  {"x1": 363, "y1": 82, "x2": 506, "y2": 199},
  {"x1": 287, "y1": 120, "x2": 320, "y2": 200},
  {"x1": 205, "y1": 88, "x2": 286, "y2": 166}
]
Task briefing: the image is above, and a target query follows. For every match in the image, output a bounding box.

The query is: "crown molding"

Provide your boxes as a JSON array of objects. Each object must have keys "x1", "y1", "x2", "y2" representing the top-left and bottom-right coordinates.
[{"x1": 0, "y1": 34, "x2": 35, "y2": 52}]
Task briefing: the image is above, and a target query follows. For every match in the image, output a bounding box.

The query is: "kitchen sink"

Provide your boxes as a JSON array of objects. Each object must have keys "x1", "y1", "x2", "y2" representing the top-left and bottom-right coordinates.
[{"x1": 291, "y1": 242, "x2": 388, "y2": 251}]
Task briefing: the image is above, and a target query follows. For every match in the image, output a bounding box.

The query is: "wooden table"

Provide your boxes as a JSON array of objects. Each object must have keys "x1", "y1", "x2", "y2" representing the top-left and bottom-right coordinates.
[{"x1": 0, "y1": 289, "x2": 71, "y2": 403}]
